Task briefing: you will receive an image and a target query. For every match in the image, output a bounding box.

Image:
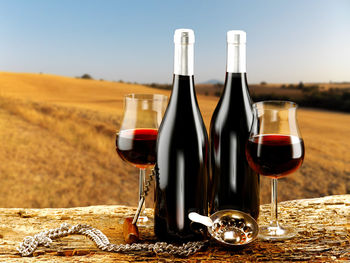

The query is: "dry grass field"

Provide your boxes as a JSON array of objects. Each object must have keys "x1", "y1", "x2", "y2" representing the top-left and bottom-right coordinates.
[{"x1": 0, "y1": 72, "x2": 349, "y2": 208}]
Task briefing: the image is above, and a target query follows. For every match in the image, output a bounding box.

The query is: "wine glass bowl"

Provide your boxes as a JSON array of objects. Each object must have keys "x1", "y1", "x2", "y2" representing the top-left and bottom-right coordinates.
[
  {"x1": 116, "y1": 128, "x2": 158, "y2": 169},
  {"x1": 246, "y1": 101, "x2": 305, "y2": 240},
  {"x1": 116, "y1": 94, "x2": 167, "y2": 225},
  {"x1": 246, "y1": 134, "x2": 304, "y2": 179}
]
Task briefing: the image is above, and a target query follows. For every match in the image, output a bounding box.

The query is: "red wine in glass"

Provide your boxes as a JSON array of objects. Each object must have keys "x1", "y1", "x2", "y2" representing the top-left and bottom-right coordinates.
[
  {"x1": 246, "y1": 134, "x2": 305, "y2": 178},
  {"x1": 116, "y1": 128, "x2": 158, "y2": 169},
  {"x1": 116, "y1": 94, "x2": 167, "y2": 226},
  {"x1": 246, "y1": 100, "x2": 305, "y2": 241}
]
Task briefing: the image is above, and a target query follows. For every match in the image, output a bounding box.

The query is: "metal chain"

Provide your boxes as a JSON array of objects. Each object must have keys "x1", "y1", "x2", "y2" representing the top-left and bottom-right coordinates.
[
  {"x1": 17, "y1": 170, "x2": 208, "y2": 257},
  {"x1": 17, "y1": 223, "x2": 207, "y2": 257}
]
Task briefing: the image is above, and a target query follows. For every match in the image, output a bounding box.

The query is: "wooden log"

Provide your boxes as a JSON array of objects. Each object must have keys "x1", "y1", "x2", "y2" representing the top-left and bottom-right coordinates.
[{"x1": 0, "y1": 195, "x2": 349, "y2": 262}]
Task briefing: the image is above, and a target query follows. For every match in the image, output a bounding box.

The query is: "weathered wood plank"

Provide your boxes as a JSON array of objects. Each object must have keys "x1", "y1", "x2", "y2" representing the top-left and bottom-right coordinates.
[{"x1": 0, "y1": 195, "x2": 349, "y2": 262}]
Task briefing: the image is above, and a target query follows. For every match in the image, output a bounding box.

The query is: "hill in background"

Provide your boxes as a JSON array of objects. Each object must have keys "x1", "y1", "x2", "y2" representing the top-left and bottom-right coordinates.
[{"x1": 0, "y1": 72, "x2": 349, "y2": 208}]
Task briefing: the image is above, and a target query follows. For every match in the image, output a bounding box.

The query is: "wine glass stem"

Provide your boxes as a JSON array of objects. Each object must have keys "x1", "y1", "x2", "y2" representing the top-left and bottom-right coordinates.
[
  {"x1": 139, "y1": 168, "x2": 146, "y2": 214},
  {"x1": 271, "y1": 178, "x2": 278, "y2": 227}
]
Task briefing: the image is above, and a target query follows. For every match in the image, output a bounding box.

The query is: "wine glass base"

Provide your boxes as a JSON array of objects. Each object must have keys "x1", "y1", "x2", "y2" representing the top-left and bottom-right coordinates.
[{"x1": 258, "y1": 225, "x2": 296, "y2": 241}]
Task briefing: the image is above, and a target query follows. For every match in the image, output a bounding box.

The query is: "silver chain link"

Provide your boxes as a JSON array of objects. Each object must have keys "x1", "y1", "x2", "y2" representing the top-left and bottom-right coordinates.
[
  {"x1": 17, "y1": 223, "x2": 207, "y2": 257},
  {"x1": 17, "y1": 170, "x2": 208, "y2": 257}
]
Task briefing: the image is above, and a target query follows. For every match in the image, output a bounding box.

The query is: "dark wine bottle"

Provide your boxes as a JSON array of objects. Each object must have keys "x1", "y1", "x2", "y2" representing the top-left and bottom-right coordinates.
[
  {"x1": 154, "y1": 29, "x2": 209, "y2": 241},
  {"x1": 209, "y1": 30, "x2": 260, "y2": 220}
]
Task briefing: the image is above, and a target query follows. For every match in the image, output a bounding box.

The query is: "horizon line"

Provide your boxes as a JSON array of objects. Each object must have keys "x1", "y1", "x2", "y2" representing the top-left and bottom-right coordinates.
[{"x1": 1, "y1": 71, "x2": 349, "y2": 86}]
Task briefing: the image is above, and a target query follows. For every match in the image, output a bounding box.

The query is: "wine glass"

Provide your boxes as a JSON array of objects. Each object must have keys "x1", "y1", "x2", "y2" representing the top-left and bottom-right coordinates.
[
  {"x1": 246, "y1": 101, "x2": 305, "y2": 240},
  {"x1": 116, "y1": 94, "x2": 167, "y2": 225}
]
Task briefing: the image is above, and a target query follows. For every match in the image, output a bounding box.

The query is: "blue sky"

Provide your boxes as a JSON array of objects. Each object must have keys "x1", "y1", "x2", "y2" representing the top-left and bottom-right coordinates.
[{"x1": 0, "y1": 0, "x2": 349, "y2": 84}]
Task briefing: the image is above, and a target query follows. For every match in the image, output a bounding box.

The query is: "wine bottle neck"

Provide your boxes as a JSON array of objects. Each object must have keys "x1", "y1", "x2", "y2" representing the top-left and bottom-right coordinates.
[
  {"x1": 174, "y1": 42, "x2": 194, "y2": 76},
  {"x1": 226, "y1": 43, "x2": 246, "y2": 73}
]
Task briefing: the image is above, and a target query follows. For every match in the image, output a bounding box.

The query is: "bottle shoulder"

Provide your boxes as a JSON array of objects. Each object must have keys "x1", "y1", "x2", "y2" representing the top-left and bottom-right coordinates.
[
  {"x1": 159, "y1": 106, "x2": 208, "y2": 141},
  {"x1": 211, "y1": 98, "x2": 252, "y2": 124},
  {"x1": 210, "y1": 97, "x2": 253, "y2": 137}
]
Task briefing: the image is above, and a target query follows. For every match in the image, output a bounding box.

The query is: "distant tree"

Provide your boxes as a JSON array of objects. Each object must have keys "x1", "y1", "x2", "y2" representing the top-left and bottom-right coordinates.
[
  {"x1": 81, "y1": 74, "x2": 93, "y2": 80},
  {"x1": 119, "y1": 79, "x2": 124, "y2": 83},
  {"x1": 281, "y1": 84, "x2": 287, "y2": 89},
  {"x1": 251, "y1": 83, "x2": 350, "y2": 113},
  {"x1": 298, "y1": 82, "x2": 304, "y2": 90},
  {"x1": 302, "y1": 84, "x2": 319, "y2": 93},
  {"x1": 214, "y1": 83, "x2": 224, "y2": 89},
  {"x1": 214, "y1": 91, "x2": 221, "y2": 97},
  {"x1": 260, "y1": 81, "x2": 267, "y2": 85}
]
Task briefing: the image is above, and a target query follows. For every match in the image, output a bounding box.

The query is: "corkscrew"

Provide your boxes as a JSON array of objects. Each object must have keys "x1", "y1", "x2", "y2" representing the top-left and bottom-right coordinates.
[{"x1": 123, "y1": 169, "x2": 155, "y2": 244}]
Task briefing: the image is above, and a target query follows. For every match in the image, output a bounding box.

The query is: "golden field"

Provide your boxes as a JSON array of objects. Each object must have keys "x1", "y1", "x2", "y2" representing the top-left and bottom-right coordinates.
[{"x1": 0, "y1": 72, "x2": 349, "y2": 208}]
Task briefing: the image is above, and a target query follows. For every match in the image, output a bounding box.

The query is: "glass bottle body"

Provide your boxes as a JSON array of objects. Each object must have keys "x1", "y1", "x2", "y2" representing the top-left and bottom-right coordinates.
[
  {"x1": 209, "y1": 72, "x2": 260, "y2": 220},
  {"x1": 154, "y1": 75, "x2": 209, "y2": 241}
]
